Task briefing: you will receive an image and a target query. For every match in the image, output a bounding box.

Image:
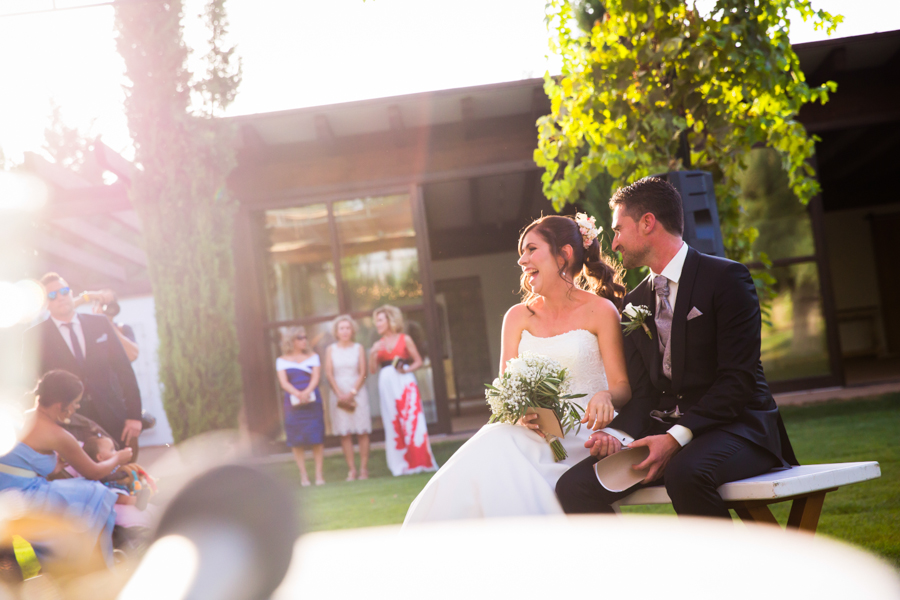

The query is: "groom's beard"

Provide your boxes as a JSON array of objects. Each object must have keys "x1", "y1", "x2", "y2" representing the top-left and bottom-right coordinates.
[{"x1": 619, "y1": 245, "x2": 650, "y2": 270}]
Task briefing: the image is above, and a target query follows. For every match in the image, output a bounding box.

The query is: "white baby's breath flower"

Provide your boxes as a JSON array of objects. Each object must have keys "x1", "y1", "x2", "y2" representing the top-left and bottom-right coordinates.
[{"x1": 506, "y1": 357, "x2": 527, "y2": 377}]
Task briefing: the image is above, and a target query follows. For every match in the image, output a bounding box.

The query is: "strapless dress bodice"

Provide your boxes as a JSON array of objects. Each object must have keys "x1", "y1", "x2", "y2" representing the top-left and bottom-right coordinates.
[{"x1": 518, "y1": 329, "x2": 608, "y2": 412}]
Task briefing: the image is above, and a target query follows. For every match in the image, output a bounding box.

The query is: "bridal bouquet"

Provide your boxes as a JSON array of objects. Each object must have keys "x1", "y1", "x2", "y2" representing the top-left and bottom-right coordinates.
[{"x1": 485, "y1": 352, "x2": 585, "y2": 461}]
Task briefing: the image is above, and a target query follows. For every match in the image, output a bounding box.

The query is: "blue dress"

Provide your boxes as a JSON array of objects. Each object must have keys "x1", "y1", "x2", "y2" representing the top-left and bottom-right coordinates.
[
  {"x1": 277, "y1": 355, "x2": 325, "y2": 446},
  {"x1": 0, "y1": 442, "x2": 118, "y2": 567}
]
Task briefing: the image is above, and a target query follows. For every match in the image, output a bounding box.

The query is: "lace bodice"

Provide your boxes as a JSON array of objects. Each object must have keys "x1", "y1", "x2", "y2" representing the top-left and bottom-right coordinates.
[{"x1": 518, "y1": 329, "x2": 608, "y2": 413}]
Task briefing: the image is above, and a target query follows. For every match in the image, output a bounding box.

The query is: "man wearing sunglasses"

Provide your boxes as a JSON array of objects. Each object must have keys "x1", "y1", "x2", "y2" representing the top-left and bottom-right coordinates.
[{"x1": 22, "y1": 272, "x2": 143, "y2": 457}]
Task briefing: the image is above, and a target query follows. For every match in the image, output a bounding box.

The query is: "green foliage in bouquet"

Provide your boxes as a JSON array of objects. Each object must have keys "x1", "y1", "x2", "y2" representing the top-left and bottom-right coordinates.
[{"x1": 485, "y1": 352, "x2": 586, "y2": 461}]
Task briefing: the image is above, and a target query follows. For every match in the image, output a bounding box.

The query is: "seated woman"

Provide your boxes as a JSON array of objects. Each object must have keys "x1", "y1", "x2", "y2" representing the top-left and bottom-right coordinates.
[{"x1": 0, "y1": 370, "x2": 134, "y2": 568}]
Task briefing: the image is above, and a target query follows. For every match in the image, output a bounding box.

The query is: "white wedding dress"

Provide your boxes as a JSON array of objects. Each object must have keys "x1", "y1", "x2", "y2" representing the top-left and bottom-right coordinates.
[{"x1": 403, "y1": 329, "x2": 607, "y2": 524}]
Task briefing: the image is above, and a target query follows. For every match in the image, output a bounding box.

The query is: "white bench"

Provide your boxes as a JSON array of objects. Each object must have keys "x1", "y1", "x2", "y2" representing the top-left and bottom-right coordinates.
[{"x1": 613, "y1": 462, "x2": 882, "y2": 532}]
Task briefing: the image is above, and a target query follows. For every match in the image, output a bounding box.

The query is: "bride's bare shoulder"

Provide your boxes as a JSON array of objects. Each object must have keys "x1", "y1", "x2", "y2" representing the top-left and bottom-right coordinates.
[
  {"x1": 503, "y1": 302, "x2": 535, "y2": 327},
  {"x1": 582, "y1": 294, "x2": 621, "y2": 326}
]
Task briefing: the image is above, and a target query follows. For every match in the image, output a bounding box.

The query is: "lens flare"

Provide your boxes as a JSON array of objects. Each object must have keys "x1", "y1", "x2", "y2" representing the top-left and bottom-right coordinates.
[
  {"x1": 15, "y1": 280, "x2": 45, "y2": 324},
  {"x1": 0, "y1": 404, "x2": 22, "y2": 457},
  {"x1": 0, "y1": 171, "x2": 49, "y2": 212},
  {"x1": 0, "y1": 281, "x2": 25, "y2": 328},
  {"x1": 0, "y1": 280, "x2": 46, "y2": 328}
]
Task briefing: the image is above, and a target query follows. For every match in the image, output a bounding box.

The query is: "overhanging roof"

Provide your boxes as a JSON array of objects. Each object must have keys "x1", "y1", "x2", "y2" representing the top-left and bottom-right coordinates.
[{"x1": 229, "y1": 78, "x2": 547, "y2": 147}]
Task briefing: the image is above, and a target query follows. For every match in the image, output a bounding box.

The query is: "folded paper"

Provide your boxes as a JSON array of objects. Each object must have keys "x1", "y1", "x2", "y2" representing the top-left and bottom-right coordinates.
[{"x1": 593, "y1": 446, "x2": 651, "y2": 492}]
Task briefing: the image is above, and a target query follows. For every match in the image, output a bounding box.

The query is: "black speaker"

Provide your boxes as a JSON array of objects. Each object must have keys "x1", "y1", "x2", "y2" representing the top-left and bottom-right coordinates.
[{"x1": 658, "y1": 171, "x2": 726, "y2": 257}]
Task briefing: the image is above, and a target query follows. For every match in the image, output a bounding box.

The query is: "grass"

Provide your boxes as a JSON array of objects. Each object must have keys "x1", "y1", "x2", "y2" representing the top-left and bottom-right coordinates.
[{"x1": 266, "y1": 393, "x2": 900, "y2": 567}]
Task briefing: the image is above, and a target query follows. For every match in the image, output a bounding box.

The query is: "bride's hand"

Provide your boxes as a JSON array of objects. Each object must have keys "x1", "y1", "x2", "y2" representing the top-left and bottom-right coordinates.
[
  {"x1": 581, "y1": 391, "x2": 615, "y2": 430},
  {"x1": 516, "y1": 413, "x2": 545, "y2": 438}
]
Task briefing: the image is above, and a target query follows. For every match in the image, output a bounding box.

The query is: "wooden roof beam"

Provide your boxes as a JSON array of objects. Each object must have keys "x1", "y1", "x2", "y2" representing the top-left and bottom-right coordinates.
[
  {"x1": 110, "y1": 210, "x2": 142, "y2": 233},
  {"x1": 51, "y1": 217, "x2": 148, "y2": 266},
  {"x1": 41, "y1": 183, "x2": 133, "y2": 218},
  {"x1": 808, "y1": 46, "x2": 847, "y2": 85},
  {"x1": 531, "y1": 86, "x2": 549, "y2": 121},
  {"x1": 23, "y1": 152, "x2": 91, "y2": 189},
  {"x1": 240, "y1": 124, "x2": 268, "y2": 155},
  {"x1": 387, "y1": 105, "x2": 409, "y2": 147},
  {"x1": 314, "y1": 115, "x2": 336, "y2": 145},
  {"x1": 93, "y1": 138, "x2": 136, "y2": 184},
  {"x1": 33, "y1": 236, "x2": 128, "y2": 281},
  {"x1": 461, "y1": 97, "x2": 476, "y2": 139}
]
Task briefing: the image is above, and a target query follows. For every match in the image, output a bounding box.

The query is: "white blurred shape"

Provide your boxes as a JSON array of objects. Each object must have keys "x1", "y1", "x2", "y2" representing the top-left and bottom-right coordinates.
[
  {"x1": 0, "y1": 280, "x2": 45, "y2": 328},
  {"x1": 0, "y1": 281, "x2": 26, "y2": 328},
  {"x1": 0, "y1": 171, "x2": 49, "y2": 212},
  {"x1": 0, "y1": 408, "x2": 17, "y2": 457},
  {"x1": 15, "y1": 280, "x2": 45, "y2": 324},
  {"x1": 275, "y1": 516, "x2": 900, "y2": 600},
  {"x1": 118, "y1": 535, "x2": 198, "y2": 600}
]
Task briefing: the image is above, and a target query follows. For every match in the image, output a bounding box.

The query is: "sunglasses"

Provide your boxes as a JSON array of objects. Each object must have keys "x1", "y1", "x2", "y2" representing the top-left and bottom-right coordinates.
[
  {"x1": 295, "y1": 335, "x2": 307, "y2": 340},
  {"x1": 47, "y1": 287, "x2": 71, "y2": 300}
]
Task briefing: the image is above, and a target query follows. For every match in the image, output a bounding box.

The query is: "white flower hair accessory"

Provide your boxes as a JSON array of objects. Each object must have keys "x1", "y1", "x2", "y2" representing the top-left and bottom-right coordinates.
[{"x1": 574, "y1": 213, "x2": 601, "y2": 249}]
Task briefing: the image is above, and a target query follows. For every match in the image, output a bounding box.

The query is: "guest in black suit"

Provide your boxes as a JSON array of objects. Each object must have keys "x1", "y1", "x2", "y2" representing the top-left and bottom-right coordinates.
[
  {"x1": 23, "y1": 273, "x2": 143, "y2": 454},
  {"x1": 556, "y1": 177, "x2": 796, "y2": 518}
]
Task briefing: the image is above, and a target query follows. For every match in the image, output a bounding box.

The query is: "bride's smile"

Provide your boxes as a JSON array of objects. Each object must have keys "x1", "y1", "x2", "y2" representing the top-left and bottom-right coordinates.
[{"x1": 518, "y1": 231, "x2": 568, "y2": 295}]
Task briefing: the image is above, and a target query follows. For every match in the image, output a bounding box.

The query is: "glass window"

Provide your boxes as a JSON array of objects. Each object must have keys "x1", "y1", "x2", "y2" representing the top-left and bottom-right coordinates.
[
  {"x1": 758, "y1": 263, "x2": 830, "y2": 382},
  {"x1": 263, "y1": 204, "x2": 338, "y2": 321},
  {"x1": 256, "y1": 193, "x2": 442, "y2": 434},
  {"x1": 334, "y1": 195, "x2": 422, "y2": 312}
]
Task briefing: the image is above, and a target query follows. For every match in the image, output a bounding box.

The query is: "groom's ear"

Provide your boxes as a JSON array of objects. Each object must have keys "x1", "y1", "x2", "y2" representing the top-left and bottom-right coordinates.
[{"x1": 639, "y1": 212, "x2": 658, "y2": 235}]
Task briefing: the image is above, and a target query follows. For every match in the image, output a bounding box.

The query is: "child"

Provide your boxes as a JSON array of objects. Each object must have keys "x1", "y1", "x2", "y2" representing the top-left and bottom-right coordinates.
[{"x1": 83, "y1": 435, "x2": 156, "y2": 510}]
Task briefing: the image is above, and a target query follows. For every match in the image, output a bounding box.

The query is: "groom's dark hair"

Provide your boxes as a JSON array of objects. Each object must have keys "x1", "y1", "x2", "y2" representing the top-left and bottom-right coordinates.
[{"x1": 609, "y1": 177, "x2": 684, "y2": 236}]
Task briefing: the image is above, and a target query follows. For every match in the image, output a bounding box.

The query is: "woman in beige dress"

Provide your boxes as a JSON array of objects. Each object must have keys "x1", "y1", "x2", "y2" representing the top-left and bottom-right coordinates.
[{"x1": 324, "y1": 315, "x2": 372, "y2": 481}]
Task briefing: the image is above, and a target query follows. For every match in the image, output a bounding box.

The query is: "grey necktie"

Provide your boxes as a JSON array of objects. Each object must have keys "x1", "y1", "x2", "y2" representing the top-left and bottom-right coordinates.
[
  {"x1": 653, "y1": 275, "x2": 673, "y2": 379},
  {"x1": 63, "y1": 322, "x2": 85, "y2": 365}
]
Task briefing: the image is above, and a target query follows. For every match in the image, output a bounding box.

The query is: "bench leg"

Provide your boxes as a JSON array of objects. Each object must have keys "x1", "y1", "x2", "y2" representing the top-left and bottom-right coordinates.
[
  {"x1": 733, "y1": 504, "x2": 780, "y2": 527},
  {"x1": 787, "y1": 492, "x2": 827, "y2": 533}
]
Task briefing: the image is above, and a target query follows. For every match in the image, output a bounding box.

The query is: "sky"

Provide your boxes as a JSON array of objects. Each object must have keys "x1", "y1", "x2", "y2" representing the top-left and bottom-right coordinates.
[{"x1": 0, "y1": 0, "x2": 899, "y2": 164}]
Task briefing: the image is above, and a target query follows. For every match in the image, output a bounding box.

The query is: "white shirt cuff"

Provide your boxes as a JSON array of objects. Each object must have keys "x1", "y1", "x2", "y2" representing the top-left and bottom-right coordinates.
[
  {"x1": 599, "y1": 427, "x2": 634, "y2": 446},
  {"x1": 667, "y1": 424, "x2": 693, "y2": 447}
]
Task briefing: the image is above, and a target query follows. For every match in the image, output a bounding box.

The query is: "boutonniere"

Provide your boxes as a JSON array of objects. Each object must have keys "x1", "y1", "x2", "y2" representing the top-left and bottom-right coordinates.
[{"x1": 622, "y1": 303, "x2": 653, "y2": 339}]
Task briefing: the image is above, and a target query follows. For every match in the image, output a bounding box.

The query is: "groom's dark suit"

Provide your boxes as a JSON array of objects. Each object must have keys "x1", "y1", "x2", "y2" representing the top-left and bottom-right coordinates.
[
  {"x1": 556, "y1": 246, "x2": 797, "y2": 516},
  {"x1": 23, "y1": 313, "x2": 142, "y2": 443}
]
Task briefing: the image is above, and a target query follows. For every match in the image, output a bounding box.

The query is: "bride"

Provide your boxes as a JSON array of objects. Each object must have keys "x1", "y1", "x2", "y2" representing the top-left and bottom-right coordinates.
[{"x1": 404, "y1": 214, "x2": 631, "y2": 524}]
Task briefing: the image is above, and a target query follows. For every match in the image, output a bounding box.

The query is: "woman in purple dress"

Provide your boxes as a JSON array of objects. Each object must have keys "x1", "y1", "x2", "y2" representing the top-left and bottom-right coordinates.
[{"x1": 276, "y1": 327, "x2": 325, "y2": 486}]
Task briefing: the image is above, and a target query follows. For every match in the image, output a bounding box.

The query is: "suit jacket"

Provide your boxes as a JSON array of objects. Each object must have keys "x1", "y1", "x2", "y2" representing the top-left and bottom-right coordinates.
[
  {"x1": 23, "y1": 314, "x2": 142, "y2": 441},
  {"x1": 609, "y1": 246, "x2": 797, "y2": 466}
]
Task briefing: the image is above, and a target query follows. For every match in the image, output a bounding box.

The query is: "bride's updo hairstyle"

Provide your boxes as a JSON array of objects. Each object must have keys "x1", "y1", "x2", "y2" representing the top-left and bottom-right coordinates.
[{"x1": 518, "y1": 215, "x2": 626, "y2": 310}]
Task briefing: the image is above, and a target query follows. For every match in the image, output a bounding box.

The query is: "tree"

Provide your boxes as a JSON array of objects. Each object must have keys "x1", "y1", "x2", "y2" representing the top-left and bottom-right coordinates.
[
  {"x1": 42, "y1": 101, "x2": 93, "y2": 174},
  {"x1": 536, "y1": 0, "x2": 841, "y2": 265},
  {"x1": 114, "y1": 0, "x2": 243, "y2": 441}
]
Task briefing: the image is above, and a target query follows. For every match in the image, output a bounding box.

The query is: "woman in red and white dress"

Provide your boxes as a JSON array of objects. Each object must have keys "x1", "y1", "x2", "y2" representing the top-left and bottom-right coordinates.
[{"x1": 369, "y1": 305, "x2": 438, "y2": 476}]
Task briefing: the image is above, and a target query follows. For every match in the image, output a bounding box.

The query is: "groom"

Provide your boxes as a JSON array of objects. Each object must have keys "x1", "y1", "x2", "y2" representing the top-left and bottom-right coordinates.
[{"x1": 556, "y1": 177, "x2": 797, "y2": 517}]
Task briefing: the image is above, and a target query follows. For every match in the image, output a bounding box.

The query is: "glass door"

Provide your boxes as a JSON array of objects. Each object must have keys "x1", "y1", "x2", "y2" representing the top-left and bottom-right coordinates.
[{"x1": 258, "y1": 193, "x2": 442, "y2": 435}]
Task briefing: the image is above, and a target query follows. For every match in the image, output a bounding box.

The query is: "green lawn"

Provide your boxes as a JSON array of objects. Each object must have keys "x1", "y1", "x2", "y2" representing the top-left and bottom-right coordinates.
[{"x1": 267, "y1": 394, "x2": 900, "y2": 567}]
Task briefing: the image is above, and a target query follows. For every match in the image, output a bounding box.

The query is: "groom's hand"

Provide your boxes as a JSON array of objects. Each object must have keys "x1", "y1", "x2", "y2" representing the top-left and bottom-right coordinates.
[
  {"x1": 630, "y1": 434, "x2": 681, "y2": 483},
  {"x1": 585, "y1": 431, "x2": 622, "y2": 458}
]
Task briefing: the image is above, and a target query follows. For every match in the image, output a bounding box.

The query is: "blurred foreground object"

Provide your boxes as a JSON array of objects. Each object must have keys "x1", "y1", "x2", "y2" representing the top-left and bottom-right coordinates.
[
  {"x1": 120, "y1": 463, "x2": 299, "y2": 600},
  {"x1": 275, "y1": 516, "x2": 900, "y2": 600}
]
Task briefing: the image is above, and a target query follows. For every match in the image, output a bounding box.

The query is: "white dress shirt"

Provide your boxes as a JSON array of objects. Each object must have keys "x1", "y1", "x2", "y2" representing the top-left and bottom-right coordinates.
[
  {"x1": 602, "y1": 242, "x2": 694, "y2": 448},
  {"x1": 51, "y1": 314, "x2": 86, "y2": 360}
]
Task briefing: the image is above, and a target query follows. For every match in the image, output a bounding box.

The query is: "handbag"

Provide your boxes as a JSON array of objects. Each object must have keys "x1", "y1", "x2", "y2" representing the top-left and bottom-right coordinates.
[{"x1": 337, "y1": 392, "x2": 357, "y2": 412}]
